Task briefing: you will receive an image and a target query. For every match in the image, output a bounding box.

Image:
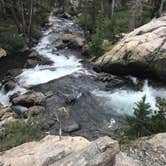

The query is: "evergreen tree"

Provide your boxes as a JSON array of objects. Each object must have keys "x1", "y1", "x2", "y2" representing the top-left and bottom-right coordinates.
[
  {"x1": 150, "y1": 100, "x2": 166, "y2": 133},
  {"x1": 125, "y1": 96, "x2": 152, "y2": 138}
]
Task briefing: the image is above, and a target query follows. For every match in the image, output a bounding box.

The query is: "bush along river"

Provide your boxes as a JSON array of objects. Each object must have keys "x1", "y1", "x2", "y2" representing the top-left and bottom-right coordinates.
[{"x1": 0, "y1": 12, "x2": 166, "y2": 140}]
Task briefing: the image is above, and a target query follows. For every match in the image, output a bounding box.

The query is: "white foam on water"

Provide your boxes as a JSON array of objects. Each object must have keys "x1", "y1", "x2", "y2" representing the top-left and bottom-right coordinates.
[
  {"x1": 18, "y1": 15, "x2": 86, "y2": 86},
  {"x1": 92, "y1": 81, "x2": 166, "y2": 115},
  {"x1": 0, "y1": 86, "x2": 27, "y2": 106},
  {"x1": 0, "y1": 15, "x2": 87, "y2": 106}
]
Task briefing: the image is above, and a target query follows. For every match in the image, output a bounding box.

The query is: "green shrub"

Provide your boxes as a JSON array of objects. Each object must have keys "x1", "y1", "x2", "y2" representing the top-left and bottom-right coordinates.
[
  {"x1": 0, "y1": 114, "x2": 45, "y2": 152},
  {"x1": 0, "y1": 32, "x2": 26, "y2": 54},
  {"x1": 88, "y1": 9, "x2": 119, "y2": 57},
  {"x1": 89, "y1": 34, "x2": 104, "y2": 57},
  {"x1": 150, "y1": 100, "x2": 166, "y2": 133}
]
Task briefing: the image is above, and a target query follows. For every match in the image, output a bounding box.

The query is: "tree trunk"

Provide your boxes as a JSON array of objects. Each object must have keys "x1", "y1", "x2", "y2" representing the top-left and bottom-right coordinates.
[
  {"x1": 20, "y1": 0, "x2": 26, "y2": 35},
  {"x1": 158, "y1": 0, "x2": 165, "y2": 17},
  {"x1": 129, "y1": 0, "x2": 143, "y2": 31},
  {"x1": 111, "y1": 0, "x2": 115, "y2": 18},
  {"x1": 28, "y1": 0, "x2": 33, "y2": 37},
  {"x1": 0, "y1": 0, "x2": 7, "y2": 19},
  {"x1": 10, "y1": 1, "x2": 22, "y2": 33},
  {"x1": 151, "y1": 0, "x2": 162, "y2": 18}
]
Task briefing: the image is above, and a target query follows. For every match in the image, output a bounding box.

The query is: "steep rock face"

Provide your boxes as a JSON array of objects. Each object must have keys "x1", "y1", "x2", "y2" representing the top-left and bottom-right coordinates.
[
  {"x1": 0, "y1": 136, "x2": 119, "y2": 166},
  {"x1": 96, "y1": 15, "x2": 166, "y2": 81}
]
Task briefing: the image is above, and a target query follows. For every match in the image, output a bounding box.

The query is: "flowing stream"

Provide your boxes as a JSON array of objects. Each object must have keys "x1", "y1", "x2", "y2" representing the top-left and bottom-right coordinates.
[{"x1": 0, "y1": 14, "x2": 166, "y2": 135}]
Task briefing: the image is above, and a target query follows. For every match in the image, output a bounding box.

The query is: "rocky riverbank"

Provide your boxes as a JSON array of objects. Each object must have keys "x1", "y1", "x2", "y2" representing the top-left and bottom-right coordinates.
[
  {"x1": 0, "y1": 9, "x2": 166, "y2": 166},
  {"x1": 0, "y1": 132, "x2": 165, "y2": 166}
]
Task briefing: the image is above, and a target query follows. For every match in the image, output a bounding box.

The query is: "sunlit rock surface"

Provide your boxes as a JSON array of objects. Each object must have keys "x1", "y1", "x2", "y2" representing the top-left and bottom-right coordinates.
[
  {"x1": 0, "y1": 135, "x2": 119, "y2": 166},
  {"x1": 96, "y1": 15, "x2": 166, "y2": 81}
]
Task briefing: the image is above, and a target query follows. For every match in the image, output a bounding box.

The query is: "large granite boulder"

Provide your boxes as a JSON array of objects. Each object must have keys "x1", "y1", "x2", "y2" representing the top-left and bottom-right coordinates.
[
  {"x1": 96, "y1": 15, "x2": 166, "y2": 81},
  {"x1": 53, "y1": 136, "x2": 120, "y2": 166},
  {"x1": 63, "y1": 33, "x2": 85, "y2": 49},
  {"x1": 11, "y1": 92, "x2": 46, "y2": 107},
  {"x1": 0, "y1": 135, "x2": 120, "y2": 166}
]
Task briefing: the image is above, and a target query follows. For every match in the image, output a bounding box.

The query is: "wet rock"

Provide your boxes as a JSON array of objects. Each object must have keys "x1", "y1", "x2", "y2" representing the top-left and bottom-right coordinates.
[
  {"x1": 12, "y1": 92, "x2": 46, "y2": 107},
  {"x1": 57, "y1": 107, "x2": 80, "y2": 133},
  {"x1": 32, "y1": 75, "x2": 118, "y2": 139},
  {"x1": 6, "y1": 69, "x2": 22, "y2": 78},
  {"x1": 61, "y1": 12, "x2": 72, "y2": 19},
  {"x1": 45, "y1": 22, "x2": 53, "y2": 28},
  {"x1": 105, "y1": 78, "x2": 129, "y2": 89},
  {"x1": 96, "y1": 74, "x2": 114, "y2": 82},
  {"x1": 24, "y1": 55, "x2": 53, "y2": 68},
  {"x1": 24, "y1": 59, "x2": 39, "y2": 68},
  {"x1": 3, "y1": 80, "x2": 17, "y2": 92},
  {"x1": 64, "y1": 95, "x2": 76, "y2": 105},
  {"x1": 38, "y1": 56, "x2": 54, "y2": 66},
  {"x1": 63, "y1": 33, "x2": 85, "y2": 49},
  {"x1": 11, "y1": 105, "x2": 28, "y2": 118},
  {"x1": 45, "y1": 91, "x2": 54, "y2": 98},
  {"x1": 28, "y1": 106, "x2": 45, "y2": 116},
  {"x1": 55, "y1": 43, "x2": 66, "y2": 49},
  {"x1": 0, "y1": 135, "x2": 120, "y2": 166},
  {"x1": 9, "y1": 93, "x2": 19, "y2": 102},
  {"x1": 0, "y1": 48, "x2": 7, "y2": 59},
  {"x1": 82, "y1": 44, "x2": 90, "y2": 57},
  {"x1": 28, "y1": 50, "x2": 39, "y2": 58}
]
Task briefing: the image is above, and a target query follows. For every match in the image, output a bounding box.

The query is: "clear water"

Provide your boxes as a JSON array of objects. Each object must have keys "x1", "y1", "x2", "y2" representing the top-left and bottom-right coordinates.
[{"x1": 92, "y1": 80, "x2": 166, "y2": 115}]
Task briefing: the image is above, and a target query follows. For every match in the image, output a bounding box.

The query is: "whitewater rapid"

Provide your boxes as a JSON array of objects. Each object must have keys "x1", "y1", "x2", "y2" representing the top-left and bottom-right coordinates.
[
  {"x1": 0, "y1": 14, "x2": 166, "y2": 116},
  {"x1": 18, "y1": 16, "x2": 86, "y2": 86},
  {"x1": 92, "y1": 80, "x2": 166, "y2": 115},
  {"x1": 0, "y1": 15, "x2": 87, "y2": 106}
]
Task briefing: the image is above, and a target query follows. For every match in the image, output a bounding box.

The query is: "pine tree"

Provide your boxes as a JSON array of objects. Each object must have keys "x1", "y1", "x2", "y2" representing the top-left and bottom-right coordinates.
[{"x1": 125, "y1": 96, "x2": 152, "y2": 138}]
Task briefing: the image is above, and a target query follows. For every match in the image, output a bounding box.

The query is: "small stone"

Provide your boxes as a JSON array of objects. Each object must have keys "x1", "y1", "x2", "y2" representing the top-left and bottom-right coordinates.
[
  {"x1": 4, "y1": 80, "x2": 17, "y2": 92},
  {"x1": 0, "y1": 48, "x2": 7, "y2": 59},
  {"x1": 28, "y1": 50, "x2": 39, "y2": 58}
]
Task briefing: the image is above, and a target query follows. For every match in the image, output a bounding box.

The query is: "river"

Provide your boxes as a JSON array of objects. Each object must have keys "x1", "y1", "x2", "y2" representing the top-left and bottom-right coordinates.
[{"x1": 0, "y1": 13, "x2": 166, "y2": 139}]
